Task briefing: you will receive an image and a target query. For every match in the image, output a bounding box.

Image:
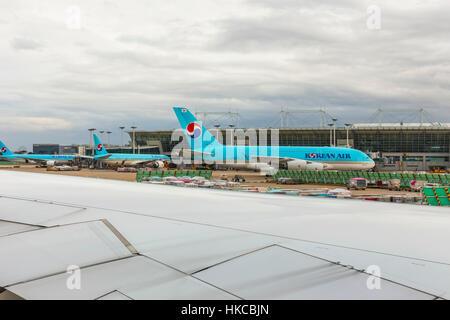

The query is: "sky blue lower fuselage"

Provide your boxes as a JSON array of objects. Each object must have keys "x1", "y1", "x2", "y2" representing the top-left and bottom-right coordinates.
[
  {"x1": 93, "y1": 154, "x2": 169, "y2": 161},
  {"x1": 198, "y1": 144, "x2": 372, "y2": 163},
  {"x1": 1, "y1": 154, "x2": 75, "y2": 161}
]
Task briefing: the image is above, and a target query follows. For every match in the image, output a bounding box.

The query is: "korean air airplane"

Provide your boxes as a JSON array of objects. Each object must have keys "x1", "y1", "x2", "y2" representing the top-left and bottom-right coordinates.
[
  {"x1": 93, "y1": 134, "x2": 169, "y2": 167},
  {"x1": 0, "y1": 140, "x2": 77, "y2": 166},
  {"x1": 173, "y1": 107, "x2": 375, "y2": 171}
]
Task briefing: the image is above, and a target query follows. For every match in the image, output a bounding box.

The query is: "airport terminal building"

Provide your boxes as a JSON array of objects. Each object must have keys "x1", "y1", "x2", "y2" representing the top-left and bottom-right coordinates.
[
  {"x1": 33, "y1": 144, "x2": 79, "y2": 155},
  {"x1": 129, "y1": 122, "x2": 450, "y2": 172}
]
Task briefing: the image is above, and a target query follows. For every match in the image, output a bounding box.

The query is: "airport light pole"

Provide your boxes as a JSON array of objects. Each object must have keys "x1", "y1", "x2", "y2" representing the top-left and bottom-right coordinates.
[
  {"x1": 328, "y1": 124, "x2": 333, "y2": 147},
  {"x1": 131, "y1": 126, "x2": 137, "y2": 154},
  {"x1": 332, "y1": 118, "x2": 337, "y2": 147},
  {"x1": 106, "y1": 131, "x2": 112, "y2": 146},
  {"x1": 119, "y1": 126, "x2": 125, "y2": 147},
  {"x1": 345, "y1": 123, "x2": 352, "y2": 148},
  {"x1": 212, "y1": 124, "x2": 221, "y2": 145},
  {"x1": 88, "y1": 128, "x2": 96, "y2": 156}
]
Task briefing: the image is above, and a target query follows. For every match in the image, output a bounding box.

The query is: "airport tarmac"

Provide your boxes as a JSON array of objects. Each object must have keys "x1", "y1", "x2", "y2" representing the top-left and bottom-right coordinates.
[{"x1": 0, "y1": 165, "x2": 417, "y2": 196}]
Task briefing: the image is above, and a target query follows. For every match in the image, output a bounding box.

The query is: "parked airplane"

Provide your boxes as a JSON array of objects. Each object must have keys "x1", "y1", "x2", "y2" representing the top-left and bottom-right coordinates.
[
  {"x1": 173, "y1": 107, "x2": 375, "y2": 171},
  {"x1": 0, "y1": 140, "x2": 77, "y2": 166},
  {"x1": 93, "y1": 134, "x2": 169, "y2": 167}
]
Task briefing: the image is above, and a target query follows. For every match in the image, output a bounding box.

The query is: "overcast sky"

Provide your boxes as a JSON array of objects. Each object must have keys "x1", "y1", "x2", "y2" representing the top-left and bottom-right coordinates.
[{"x1": 1, "y1": 0, "x2": 449, "y2": 150}]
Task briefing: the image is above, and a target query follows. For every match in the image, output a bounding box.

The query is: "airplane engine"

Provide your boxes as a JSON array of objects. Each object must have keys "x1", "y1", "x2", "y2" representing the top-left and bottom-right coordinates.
[
  {"x1": 286, "y1": 159, "x2": 308, "y2": 170},
  {"x1": 46, "y1": 160, "x2": 56, "y2": 167},
  {"x1": 242, "y1": 162, "x2": 274, "y2": 172},
  {"x1": 152, "y1": 161, "x2": 165, "y2": 169},
  {"x1": 306, "y1": 162, "x2": 327, "y2": 171},
  {"x1": 46, "y1": 160, "x2": 66, "y2": 167}
]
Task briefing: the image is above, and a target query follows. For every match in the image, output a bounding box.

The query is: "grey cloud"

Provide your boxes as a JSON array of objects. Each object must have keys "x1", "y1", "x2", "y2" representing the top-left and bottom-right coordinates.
[
  {"x1": 246, "y1": 0, "x2": 361, "y2": 10},
  {"x1": 10, "y1": 37, "x2": 43, "y2": 50},
  {"x1": 117, "y1": 34, "x2": 156, "y2": 46}
]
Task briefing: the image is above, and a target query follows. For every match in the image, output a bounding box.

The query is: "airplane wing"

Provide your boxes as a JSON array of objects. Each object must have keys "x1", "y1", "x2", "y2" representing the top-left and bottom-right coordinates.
[
  {"x1": 76, "y1": 155, "x2": 96, "y2": 160},
  {"x1": 16, "y1": 155, "x2": 98, "y2": 164},
  {"x1": 251, "y1": 155, "x2": 310, "y2": 164},
  {"x1": 175, "y1": 149, "x2": 213, "y2": 157},
  {"x1": 93, "y1": 154, "x2": 112, "y2": 160},
  {"x1": 0, "y1": 170, "x2": 449, "y2": 300},
  {"x1": 15, "y1": 156, "x2": 48, "y2": 164},
  {"x1": 131, "y1": 159, "x2": 167, "y2": 166}
]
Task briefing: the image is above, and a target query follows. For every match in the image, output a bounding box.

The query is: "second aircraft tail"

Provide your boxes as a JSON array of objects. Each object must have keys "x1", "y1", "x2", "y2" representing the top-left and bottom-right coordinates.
[
  {"x1": 93, "y1": 134, "x2": 109, "y2": 156},
  {"x1": 0, "y1": 141, "x2": 15, "y2": 156}
]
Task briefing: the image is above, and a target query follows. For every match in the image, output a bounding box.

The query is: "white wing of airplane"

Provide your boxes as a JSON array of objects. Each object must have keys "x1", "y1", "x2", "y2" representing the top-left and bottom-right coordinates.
[
  {"x1": 0, "y1": 170, "x2": 449, "y2": 300},
  {"x1": 15, "y1": 157, "x2": 56, "y2": 165},
  {"x1": 14, "y1": 155, "x2": 95, "y2": 164},
  {"x1": 176, "y1": 148, "x2": 213, "y2": 157},
  {"x1": 93, "y1": 154, "x2": 112, "y2": 160},
  {"x1": 252, "y1": 155, "x2": 312, "y2": 164}
]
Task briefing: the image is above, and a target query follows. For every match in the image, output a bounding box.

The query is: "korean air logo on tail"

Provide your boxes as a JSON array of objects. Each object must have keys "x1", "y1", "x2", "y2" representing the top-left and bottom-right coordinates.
[
  {"x1": 1, "y1": 147, "x2": 7, "y2": 153},
  {"x1": 186, "y1": 122, "x2": 202, "y2": 139},
  {"x1": 97, "y1": 144, "x2": 103, "y2": 152}
]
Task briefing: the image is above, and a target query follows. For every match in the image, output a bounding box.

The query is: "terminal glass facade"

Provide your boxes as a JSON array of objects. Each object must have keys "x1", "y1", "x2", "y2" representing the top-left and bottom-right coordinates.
[
  {"x1": 133, "y1": 128, "x2": 449, "y2": 154},
  {"x1": 351, "y1": 130, "x2": 449, "y2": 153}
]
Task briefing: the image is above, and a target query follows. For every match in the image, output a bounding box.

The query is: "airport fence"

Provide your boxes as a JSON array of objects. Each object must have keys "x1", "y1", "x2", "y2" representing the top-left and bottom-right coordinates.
[
  {"x1": 272, "y1": 170, "x2": 450, "y2": 189},
  {"x1": 137, "y1": 170, "x2": 212, "y2": 182}
]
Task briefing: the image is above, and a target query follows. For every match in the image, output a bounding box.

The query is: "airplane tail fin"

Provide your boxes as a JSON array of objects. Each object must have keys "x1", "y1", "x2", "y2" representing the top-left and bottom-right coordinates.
[
  {"x1": 0, "y1": 141, "x2": 14, "y2": 156},
  {"x1": 93, "y1": 134, "x2": 109, "y2": 156},
  {"x1": 173, "y1": 107, "x2": 222, "y2": 151}
]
